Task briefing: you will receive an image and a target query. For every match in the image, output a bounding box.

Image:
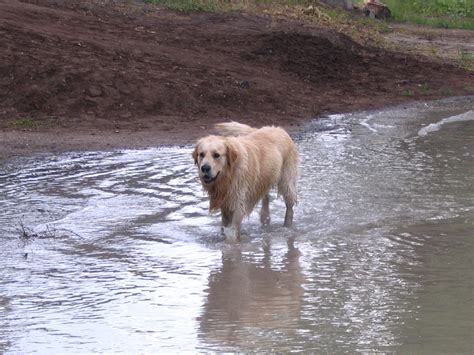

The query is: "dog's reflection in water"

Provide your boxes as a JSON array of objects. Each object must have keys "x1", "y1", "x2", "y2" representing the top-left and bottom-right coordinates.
[{"x1": 198, "y1": 237, "x2": 304, "y2": 348}]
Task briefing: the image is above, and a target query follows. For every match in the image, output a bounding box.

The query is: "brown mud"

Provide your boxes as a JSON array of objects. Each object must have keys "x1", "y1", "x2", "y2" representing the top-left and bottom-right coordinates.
[{"x1": 1, "y1": 0, "x2": 473, "y2": 159}]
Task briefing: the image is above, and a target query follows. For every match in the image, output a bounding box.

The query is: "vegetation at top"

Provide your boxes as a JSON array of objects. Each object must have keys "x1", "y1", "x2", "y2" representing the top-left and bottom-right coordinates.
[
  {"x1": 145, "y1": 0, "x2": 328, "y2": 12},
  {"x1": 382, "y1": 0, "x2": 474, "y2": 29},
  {"x1": 146, "y1": 0, "x2": 474, "y2": 29},
  {"x1": 145, "y1": 0, "x2": 216, "y2": 12}
]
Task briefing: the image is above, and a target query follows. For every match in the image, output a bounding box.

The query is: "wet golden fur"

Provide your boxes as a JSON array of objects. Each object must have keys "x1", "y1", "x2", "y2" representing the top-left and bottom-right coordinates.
[{"x1": 193, "y1": 122, "x2": 298, "y2": 239}]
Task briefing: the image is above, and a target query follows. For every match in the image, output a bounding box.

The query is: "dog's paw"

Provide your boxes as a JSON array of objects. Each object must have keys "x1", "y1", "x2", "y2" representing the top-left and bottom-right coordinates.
[{"x1": 221, "y1": 226, "x2": 240, "y2": 241}]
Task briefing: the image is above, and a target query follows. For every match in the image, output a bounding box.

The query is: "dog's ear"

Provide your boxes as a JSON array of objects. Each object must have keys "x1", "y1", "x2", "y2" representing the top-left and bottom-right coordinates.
[
  {"x1": 225, "y1": 140, "x2": 239, "y2": 166},
  {"x1": 192, "y1": 143, "x2": 200, "y2": 165}
]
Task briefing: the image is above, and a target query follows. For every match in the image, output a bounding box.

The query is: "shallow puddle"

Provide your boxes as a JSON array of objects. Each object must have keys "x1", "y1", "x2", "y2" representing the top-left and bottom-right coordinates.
[{"x1": 1, "y1": 97, "x2": 473, "y2": 353}]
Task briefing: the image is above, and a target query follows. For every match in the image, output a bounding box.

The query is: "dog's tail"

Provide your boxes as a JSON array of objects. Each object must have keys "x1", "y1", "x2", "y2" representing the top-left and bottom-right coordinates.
[{"x1": 214, "y1": 121, "x2": 257, "y2": 137}]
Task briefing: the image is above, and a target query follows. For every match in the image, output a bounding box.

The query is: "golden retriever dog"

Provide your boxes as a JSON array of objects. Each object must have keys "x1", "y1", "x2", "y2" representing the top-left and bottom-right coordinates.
[{"x1": 193, "y1": 122, "x2": 298, "y2": 240}]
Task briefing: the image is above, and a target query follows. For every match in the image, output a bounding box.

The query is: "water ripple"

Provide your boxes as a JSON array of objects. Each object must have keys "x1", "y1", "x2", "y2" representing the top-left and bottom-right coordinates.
[{"x1": 1, "y1": 97, "x2": 473, "y2": 353}]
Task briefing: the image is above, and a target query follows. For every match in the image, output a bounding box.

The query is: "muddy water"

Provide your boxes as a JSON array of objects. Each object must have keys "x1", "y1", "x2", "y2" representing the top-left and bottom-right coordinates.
[{"x1": 1, "y1": 97, "x2": 473, "y2": 353}]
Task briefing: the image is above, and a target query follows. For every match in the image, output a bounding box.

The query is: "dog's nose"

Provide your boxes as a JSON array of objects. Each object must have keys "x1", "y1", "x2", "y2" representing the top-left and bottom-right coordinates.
[{"x1": 201, "y1": 164, "x2": 211, "y2": 174}]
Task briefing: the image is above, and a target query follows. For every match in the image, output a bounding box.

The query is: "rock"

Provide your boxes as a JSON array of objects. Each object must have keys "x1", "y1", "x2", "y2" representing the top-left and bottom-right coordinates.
[
  {"x1": 87, "y1": 86, "x2": 103, "y2": 97},
  {"x1": 363, "y1": 0, "x2": 391, "y2": 20}
]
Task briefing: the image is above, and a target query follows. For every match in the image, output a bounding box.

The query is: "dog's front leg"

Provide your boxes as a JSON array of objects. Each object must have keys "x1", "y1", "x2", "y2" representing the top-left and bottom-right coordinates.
[
  {"x1": 221, "y1": 209, "x2": 233, "y2": 233},
  {"x1": 221, "y1": 209, "x2": 243, "y2": 241},
  {"x1": 230, "y1": 209, "x2": 244, "y2": 241},
  {"x1": 221, "y1": 209, "x2": 241, "y2": 240}
]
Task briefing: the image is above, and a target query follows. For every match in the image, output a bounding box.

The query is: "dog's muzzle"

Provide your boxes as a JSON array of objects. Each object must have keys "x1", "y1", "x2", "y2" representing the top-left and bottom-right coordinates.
[
  {"x1": 200, "y1": 165, "x2": 219, "y2": 184},
  {"x1": 200, "y1": 164, "x2": 218, "y2": 184},
  {"x1": 201, "y1": 171, "x2": 219, "y2": 184}
]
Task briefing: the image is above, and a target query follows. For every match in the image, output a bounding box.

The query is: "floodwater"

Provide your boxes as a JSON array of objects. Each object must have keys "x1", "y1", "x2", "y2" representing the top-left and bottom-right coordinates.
[{"x1": 1, "y1": 97, "x2": 473, "y2": 353}]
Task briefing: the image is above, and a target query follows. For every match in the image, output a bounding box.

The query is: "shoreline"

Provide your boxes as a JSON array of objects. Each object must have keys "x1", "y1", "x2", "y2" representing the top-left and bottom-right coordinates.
[{"x1": 2, "y1": 96, "x2": 473, "y2": 163}]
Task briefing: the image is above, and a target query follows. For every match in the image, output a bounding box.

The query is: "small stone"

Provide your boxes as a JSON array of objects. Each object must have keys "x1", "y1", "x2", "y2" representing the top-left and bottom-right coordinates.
[{"x1": 87, "y1": 86, "x2": 102, "y2": 97}]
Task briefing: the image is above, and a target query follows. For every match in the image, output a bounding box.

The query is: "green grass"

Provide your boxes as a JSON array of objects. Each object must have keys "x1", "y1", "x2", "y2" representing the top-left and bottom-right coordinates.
[
  {"x1": 457, "y1": 47, "x2": 474, "y2": 70},
  {"x1": 145, "y1": 0, "x2": 325, "y2": 12},
  {"x1": 458, "y1": 47, "x2": 471, "y2": 60},
  {"x1": 10, "y1": 117, "x2": 58, "y2": 130},
  {"x1": 382, "y1": 0, "x2": 474, "y2": 29},
  {"x1": 147, "y1": 0, "x2": 474, "y2": 29},
  {"x1": 11, "y1": 118, "x2": 40, "y2": 129},
  {"x1": 420, "y1": 83, "x2": 431, "y2": 94},
  {"x1": 145, "y1": 0, "x2": 217, "y2": 12}
]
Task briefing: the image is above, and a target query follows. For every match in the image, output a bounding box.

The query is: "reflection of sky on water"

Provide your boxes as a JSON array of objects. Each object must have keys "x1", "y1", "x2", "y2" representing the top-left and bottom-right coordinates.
[{"x1": 0, "y1": 97, "x2": 473, "y2": 353}]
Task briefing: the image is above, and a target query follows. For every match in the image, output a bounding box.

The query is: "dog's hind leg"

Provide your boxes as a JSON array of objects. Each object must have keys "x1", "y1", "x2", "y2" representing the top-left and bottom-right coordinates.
[
  {"x1": 279, "y1": 160, "x2": 298, "y2": 228},
  {"x1": 283, "y1": 200, "x2": 294, "y2": 227},
  {"x1": 260, "y1": 194, "x2": 271, "y2": 226},
  {"x1": 282, "y1": 184, "x2": 297, "y2": 227}
]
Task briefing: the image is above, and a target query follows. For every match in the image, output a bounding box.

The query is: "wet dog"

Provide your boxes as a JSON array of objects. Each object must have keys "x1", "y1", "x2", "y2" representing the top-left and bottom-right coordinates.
[{"x1": 193, "y1": 122, "x2": 298, "y2": 240}]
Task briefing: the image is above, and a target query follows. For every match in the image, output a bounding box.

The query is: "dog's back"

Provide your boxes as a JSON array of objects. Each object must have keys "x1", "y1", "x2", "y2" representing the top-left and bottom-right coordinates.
[{"x1": 214, "y1": 121, "x2": 256, "y2": 136}]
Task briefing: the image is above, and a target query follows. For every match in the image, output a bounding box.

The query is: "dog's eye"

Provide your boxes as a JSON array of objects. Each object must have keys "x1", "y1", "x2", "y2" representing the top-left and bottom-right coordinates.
[
  {"x1": 199, "y1": 152, "x2": 205, "y2": 158},
  {"x1": 213, "y1": 153, "x2": 220, "y2": 159}
]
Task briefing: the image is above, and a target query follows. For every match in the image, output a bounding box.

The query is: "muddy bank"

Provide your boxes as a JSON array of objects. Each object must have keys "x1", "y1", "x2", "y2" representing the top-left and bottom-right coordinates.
[{"x1": 0, "y1": 0, "x2": 473, "y2": 159}]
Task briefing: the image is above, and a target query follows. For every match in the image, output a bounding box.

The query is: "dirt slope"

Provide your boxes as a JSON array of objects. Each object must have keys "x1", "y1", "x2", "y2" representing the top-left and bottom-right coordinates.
[{"x1": 0, "y1": 0, "x2": 473, "y2": 158}]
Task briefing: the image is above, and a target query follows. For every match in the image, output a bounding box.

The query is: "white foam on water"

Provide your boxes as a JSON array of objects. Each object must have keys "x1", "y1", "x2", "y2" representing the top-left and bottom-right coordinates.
[
  {"x1": 360, "y1": 114, "x2": 395, "y2": 133},
  {"x1": 360, "y1": 115, "x2": 378, "y2": 132},
  {"x1": 418, "y1": 110, "x2": 474, "y2": 137}
]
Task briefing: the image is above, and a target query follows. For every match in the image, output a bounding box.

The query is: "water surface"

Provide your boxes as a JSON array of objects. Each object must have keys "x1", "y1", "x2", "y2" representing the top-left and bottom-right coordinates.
[{"x1": 1, "y1": 97, "x2": 473, "y2": 353}]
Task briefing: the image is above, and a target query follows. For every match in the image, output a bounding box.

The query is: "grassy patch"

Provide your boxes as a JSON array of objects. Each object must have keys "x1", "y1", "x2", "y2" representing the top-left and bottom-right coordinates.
[
  {"x1": 420, "y1": 83, "x2": 431, "y2": 94},
  {"x1": 457, "y1": 47, "x2": 474, "y2": 70},
  {"x1": 458, "y1": 47, "x2": 472, "y2": 61},
  {"x1": 382, "y1": 0, "x2": 474, "y2": 29},
  {"x1": 401, "y1": 89, "x2": 415, "y2": 97},
  {"x1": 10, "y1": 117, "x2": 58, "y2": 130},
  {"x1": 145, "y1": 0, "x2": 326, "y2": 12},
  {"x1": 11, "y1": 118, "x2": 40, "y2": 129},
  {"x1": 145, "y1": 0, "x2": 217, "y2": 12}
]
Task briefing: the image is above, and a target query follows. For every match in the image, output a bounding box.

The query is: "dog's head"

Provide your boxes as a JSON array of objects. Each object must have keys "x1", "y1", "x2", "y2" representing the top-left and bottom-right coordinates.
[{"x1": 193, "y1": 136, "x2": 238, "y2": 187}]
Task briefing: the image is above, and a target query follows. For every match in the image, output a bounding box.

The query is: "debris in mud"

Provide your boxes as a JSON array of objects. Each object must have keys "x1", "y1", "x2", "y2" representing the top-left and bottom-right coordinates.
[
  {"x1": 17, "y1": 220, "x2": 81, "y2": 246},
  {"x1": 18, "y1": 221, "x2": 54, "y2": 244}
]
